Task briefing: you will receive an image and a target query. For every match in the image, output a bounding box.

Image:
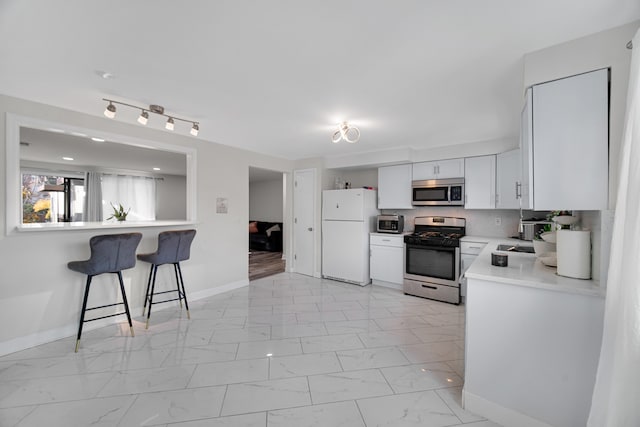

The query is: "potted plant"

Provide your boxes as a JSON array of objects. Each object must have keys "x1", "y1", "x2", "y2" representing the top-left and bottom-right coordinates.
[{"x1": 108, "y1": 203, "x2": 130, "y2": 221}]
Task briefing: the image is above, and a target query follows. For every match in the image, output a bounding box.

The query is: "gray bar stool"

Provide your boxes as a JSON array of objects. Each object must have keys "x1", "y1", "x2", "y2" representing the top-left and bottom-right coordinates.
[
  {"x1": 137, "y1": 229, "x2": 196, "y2": 328},
  {"x1": 67, "y1": 232, "x2": 142, "y2": 352}
]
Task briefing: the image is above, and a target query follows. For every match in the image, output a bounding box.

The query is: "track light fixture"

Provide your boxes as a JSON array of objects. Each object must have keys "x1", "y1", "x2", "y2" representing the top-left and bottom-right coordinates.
[
  {"x1": 102, "y1": 98, "x2": 200, "y2": 137},
  {"x1": 332, "y1": 121, "x2": 360, "y2": 143}
]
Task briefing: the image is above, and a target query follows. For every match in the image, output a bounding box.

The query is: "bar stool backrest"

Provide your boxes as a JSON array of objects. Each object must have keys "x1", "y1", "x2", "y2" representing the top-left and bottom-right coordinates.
[
  {"x1": 155, "y1": 229, "x2": 197, "y2": 265},
  {"x1": 82, "y1": 233, "x2": 143, "y2": 275}
]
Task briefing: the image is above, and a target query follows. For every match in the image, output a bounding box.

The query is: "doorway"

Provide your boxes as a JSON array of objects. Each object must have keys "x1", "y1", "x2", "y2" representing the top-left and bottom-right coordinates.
[{"x1": 248, "y1": 167, "x2": 286, "y2": 280}]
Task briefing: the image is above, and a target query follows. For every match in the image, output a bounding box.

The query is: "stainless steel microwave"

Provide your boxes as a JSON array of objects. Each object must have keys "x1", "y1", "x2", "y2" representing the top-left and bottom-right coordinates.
[
  {"x1": 412, "y1": 178, "x2": 465, "y2": 206},
  {"x1": 377, "y1": 215, "x2": 404, "y2": 233}
]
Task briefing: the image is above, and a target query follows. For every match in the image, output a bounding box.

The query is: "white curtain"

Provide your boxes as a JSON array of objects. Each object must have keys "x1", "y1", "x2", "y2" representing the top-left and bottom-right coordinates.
[
  {"x1": 101, "y1": 174, "x2": 156, "y2": 221},
  {"x1": 588, "y1": 29, "x2": 640, "y2": 426},
  {"x1": 83, "y1": 171, "x2": 103, "y2": 222}
]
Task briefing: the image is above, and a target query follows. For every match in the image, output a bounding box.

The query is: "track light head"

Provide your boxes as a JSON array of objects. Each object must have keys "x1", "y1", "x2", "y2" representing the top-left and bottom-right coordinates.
[
  {"x1": 190, "y1": 123, "x2": 199, "y2": 136},
  {"x1": 165, "y1": 117, "x2": 175, "y2": 131},
  {"x1": 104, "y1": 102, "x2": 116, "y2": 119},
  {"x1": 137, "y1": 110, "x2": 149, "y2": 125}
]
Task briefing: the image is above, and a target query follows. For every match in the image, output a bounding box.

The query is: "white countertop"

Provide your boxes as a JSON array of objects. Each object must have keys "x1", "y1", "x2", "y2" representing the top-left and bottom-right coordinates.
[{"x1": 464, "y1": 236, "x2": 605, "y2": 298}]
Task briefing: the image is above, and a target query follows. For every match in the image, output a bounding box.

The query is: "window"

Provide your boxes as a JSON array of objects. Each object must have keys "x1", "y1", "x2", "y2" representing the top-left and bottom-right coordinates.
[{"x1": 22, "y1": 174, "x2": 85, "y2": 223}]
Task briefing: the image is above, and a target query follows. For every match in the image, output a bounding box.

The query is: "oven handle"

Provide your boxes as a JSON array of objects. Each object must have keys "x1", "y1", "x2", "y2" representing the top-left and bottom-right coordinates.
[
  {"x1": 421, "y1": 284, "x2": 438, "y2": 290},
  {"x1": 404, "y1": 243, "x2": 458, "y2": 253}
]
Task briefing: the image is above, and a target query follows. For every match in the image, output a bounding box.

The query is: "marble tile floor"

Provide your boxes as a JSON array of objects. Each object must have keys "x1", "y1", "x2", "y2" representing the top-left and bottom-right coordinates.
[{"x1": 0, "y1": 273, "x2": 502, "y2": 427}]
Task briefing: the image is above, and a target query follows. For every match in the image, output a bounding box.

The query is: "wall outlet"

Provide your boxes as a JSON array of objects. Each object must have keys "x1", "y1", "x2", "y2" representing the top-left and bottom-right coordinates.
[{"x1": 494, "y1": 216, "x2": 502, "y2": 226}]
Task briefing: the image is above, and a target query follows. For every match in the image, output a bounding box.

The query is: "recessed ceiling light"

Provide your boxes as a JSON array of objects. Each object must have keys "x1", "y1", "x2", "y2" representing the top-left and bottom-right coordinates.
[
  {"x1": 91, "y1": 137, "x2": 105, "y2": 142},
  {"x1": 62, "y1": 157, "x2": 74, "y2": 161},
  {"x1": 96, "y1": 70, "x2": 115, "y2": 79},
  {"x1": 70, "y1": 132, "x2": 88, "y2": 137},
  {"x1": 153, "y1": 167, "x2": 161, "y2": 171}
]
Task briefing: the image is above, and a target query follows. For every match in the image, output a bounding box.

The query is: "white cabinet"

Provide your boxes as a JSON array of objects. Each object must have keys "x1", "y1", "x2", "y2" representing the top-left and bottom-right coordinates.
[
  {"x1": 377, "y1": 164, "x2": 413, "y2": 209},
  {"x1": 370, "y1": 234, "x2": 404, "y2": 289},
  {"x1": 459, "y1": 239, "x2": 488, "y2": 298},
  {"x1": 496, "y1": 149, "x2": 521, "y2": 209},
  {"x1": 412, "y1": 158, "x2": 464, "y2": 180},
  {"x1": 522, "y1": 69, "x2": 609, "y2": 210},
  {"x1": 464, "y1": 155, "x2": 496, "y2": 209}
]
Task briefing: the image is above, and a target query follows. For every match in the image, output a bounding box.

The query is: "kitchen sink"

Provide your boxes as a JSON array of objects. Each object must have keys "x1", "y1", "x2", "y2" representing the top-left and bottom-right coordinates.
[{"x1": 496, "y1": 244, "x2": 535, "y2": 253}]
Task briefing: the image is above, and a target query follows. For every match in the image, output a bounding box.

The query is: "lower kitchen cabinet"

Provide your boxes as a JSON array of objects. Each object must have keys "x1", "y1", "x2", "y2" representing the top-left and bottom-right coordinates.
[
  {"x1": 460, "y1": 239, "x2": 489, "y2": 298},
  {"x1": 370, "y1": 233, "x2": 404, "y2": 289}
]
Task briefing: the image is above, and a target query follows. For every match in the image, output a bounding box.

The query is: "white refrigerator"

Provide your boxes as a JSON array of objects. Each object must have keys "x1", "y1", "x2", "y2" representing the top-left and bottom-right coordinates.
[{"x1": 322, "y1": 188, "x2": 378, "y2": 286}]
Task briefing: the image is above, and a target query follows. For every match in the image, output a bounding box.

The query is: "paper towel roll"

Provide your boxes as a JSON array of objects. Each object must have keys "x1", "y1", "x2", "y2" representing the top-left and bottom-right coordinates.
[{"x1": 556, "y1": 230, "x2": 591, "y2": 279}]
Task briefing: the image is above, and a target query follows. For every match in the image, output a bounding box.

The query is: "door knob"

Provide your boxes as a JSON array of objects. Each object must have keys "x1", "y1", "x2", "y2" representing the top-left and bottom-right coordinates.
[{"x1": 308, "y1": 227, "x2": 313, "y2": 231}]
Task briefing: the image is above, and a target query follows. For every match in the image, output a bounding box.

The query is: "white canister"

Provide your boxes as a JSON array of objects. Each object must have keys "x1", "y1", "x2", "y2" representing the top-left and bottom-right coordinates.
[{"x1": 556, "y1": 230, "x2": 591, "y2": 279}]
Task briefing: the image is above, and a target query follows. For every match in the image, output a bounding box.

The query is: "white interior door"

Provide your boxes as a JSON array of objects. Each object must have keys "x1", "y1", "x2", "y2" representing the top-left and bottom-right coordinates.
[{"x1": 293, "y1": 168, "x2": 316, "y2": 277}]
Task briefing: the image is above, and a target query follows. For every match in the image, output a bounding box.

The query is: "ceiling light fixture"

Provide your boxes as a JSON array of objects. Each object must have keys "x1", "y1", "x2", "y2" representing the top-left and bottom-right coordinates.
[
  {"x1": 91, "y1": 137, "x2": 105, "y2": 142},
  {"x1": 137, "y1": 110, "x2": 149, "y2": 125},
  {"x1": 101, "y1": 98, "x2": 200, "y2": 136},
  {"x1": 332, "y1": 121, "x2": 360, "y2": 143}
]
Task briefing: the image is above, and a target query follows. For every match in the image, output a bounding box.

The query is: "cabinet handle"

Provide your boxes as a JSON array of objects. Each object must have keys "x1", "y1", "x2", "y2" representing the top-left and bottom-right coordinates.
[
  {"x1": 468, "y1": 246, "x2": 482, "y2": 249},
  {"x1": 515, "y1": 182, "x2": 522, "y2": 199},
  {"x1": 421, "y1": 284, "x2": 438, "y2": 290},
  {"x1": 382, "y1": 239, "x2": 391, "y2": 242}
]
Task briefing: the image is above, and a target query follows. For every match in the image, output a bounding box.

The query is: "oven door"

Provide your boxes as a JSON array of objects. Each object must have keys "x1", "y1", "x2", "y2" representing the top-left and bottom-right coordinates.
[{"x1": 404, "y1": 243, "x2": 460, "y2": 287}]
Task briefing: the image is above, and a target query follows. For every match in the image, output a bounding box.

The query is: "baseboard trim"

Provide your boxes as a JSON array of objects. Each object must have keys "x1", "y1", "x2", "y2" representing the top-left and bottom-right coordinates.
[
  {"x1": 0, "y1": 279, "x2": 250, "y2": 357},
  {"x1": 372, "y1": 280, "x2": 403, "y2": 290},
  {"x1": 462, "y1": 388, "x2": 553, "y2": 427}
]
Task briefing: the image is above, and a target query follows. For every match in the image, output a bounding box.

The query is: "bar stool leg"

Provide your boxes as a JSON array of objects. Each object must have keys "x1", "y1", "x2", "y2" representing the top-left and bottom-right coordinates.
[
  {"x1": 176, "y1": 262, "x2": 190, "y2": 319},
  {"x1": 76, "y1": 275, "x2": 93, "y2": 352},
  {"x1": 116, "y1": 272, "x2": 135, "y2": 338},
  {"x1": 142, "y1": 264, "x2": 154, "y2": 315},
  {"x1": 146, "y1": 265, "x2": 159, "y2": 329},
  {"x1": 173, "y1": 263, "x2": 183, "y2": 308}
]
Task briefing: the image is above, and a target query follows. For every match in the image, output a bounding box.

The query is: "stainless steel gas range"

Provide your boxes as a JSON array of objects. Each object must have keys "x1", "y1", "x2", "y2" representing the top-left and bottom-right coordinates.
[{"x1": 403, "y1": 216, "x2": 465, "y2": 304}]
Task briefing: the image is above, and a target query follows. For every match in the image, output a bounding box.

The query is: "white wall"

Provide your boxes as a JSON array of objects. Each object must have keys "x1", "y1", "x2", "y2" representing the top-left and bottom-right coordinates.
[
  {"x1": 249, "y1": 178, "x2": 283, "y2": 222},
  {"x1": 156, "y1": 174, "x2": 187, "y2": 220},
  {"x1": 0, "y1": 94, "x2": 293, "y2": 355}
]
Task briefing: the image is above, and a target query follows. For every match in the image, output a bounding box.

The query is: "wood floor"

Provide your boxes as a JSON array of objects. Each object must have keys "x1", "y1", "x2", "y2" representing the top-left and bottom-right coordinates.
[{"x1": 249, "y1": 251, "x2": 285, "y2": 280}]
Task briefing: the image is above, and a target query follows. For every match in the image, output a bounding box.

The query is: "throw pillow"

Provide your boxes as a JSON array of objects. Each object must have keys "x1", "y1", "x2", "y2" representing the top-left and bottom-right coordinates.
[
  {"x1": 265, "y1": 224, "x2": 281, "y2": 237},
  {"x1": 249, "y1": 221, "x2": 259, "y2": 233}
]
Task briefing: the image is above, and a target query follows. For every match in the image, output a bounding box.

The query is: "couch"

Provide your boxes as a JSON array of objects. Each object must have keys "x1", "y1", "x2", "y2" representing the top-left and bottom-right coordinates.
[{"x1": 249, "y1": 221, "x2": 283, "y2": 252}]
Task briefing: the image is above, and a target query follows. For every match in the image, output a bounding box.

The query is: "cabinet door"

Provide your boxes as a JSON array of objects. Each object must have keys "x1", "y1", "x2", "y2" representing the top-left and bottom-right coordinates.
[
  {"x1": 532, "y1": 69, "x2": 608, "y2": 210},
  {"x1": 464, "y1": 155, "x2": 496, "y2": 209},
  {"x1": 412, "y1": 161, "x2": 438, "y2": 180},
  {"x1": 520, "y1": 89, "x2": 533, "y2": 210},
  {"x1": 496, "y1": 149, "x2": 521, "y2": 209},
  {"x1": 378, "y1": 164, "x2": 413, "y2": 209},
  {"x1": 370, "y1": 244, "x2": 404, "y2": 284},
  {"x1": 322, "y1": 189, "x2": 364, "y2": 221},
  {"x1": 437, "y1": 158, "x2": 465, "y2": 179}
]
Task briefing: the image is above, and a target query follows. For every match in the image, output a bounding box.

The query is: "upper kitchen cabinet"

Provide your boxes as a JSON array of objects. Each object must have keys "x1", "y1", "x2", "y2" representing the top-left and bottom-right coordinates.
[
  {"x1": 377, "y1": 164, "x2": 414, "y2": 209},
  {"x1": 465, "y1": 155, "x2": 496, "y2": 209},
  {"x1": 496, "y1": 149, "x2": 521, "y2": 209},
  {"x1": 521, "y1": 68, "x2": 609, "y2": 210},
  {"x1": 412, "y1": 158, "x2": 464, "y2": 180}
]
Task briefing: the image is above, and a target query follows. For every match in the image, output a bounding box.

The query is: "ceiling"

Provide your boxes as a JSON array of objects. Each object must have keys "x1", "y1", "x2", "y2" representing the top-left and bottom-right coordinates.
[{"x1": 1, "y1": 1, "x2": 638, "y2": 161}]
